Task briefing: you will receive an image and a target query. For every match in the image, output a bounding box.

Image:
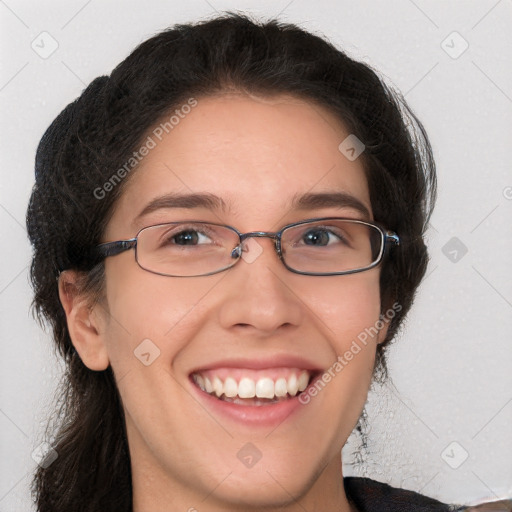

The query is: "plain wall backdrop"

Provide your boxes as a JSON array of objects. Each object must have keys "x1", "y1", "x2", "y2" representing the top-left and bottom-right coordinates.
[{"x1": 1, "y1": 0, "x2": 511, "y2": 510}]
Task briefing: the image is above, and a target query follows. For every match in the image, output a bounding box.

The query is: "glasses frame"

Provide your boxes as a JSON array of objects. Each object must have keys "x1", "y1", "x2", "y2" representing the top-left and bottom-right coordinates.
[{"x1": 92, "y1": 217, "x2": 400, "y2": 277}]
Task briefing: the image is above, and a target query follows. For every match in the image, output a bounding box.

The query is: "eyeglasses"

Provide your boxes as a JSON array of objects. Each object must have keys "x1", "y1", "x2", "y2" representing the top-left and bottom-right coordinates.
[{"x1": 93, "y1": 217, "x2": 400, "y2": 277}]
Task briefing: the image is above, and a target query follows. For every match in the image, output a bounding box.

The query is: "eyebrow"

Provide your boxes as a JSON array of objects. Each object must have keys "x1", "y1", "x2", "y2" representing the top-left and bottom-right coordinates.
[
  {"x1": 133, "y1": 190, "x2": 371, "y2": 225},
  {"x1": 134, "y1": 193, "x2": 229, "y2": 226},
  {"x1": 290, "y1": 191, "x2": 370, "y2": 220}
]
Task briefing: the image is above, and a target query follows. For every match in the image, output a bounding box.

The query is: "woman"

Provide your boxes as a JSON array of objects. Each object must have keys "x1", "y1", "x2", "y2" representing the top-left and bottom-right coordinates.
[{"x1": 26, "y1": 12, "x2": 507, "y2": 512}]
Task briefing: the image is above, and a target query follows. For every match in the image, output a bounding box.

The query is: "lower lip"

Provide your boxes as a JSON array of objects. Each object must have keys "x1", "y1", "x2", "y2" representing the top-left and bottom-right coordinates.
[{"x1": 189, "y1": 378, "x2": 311, "y2": 428}]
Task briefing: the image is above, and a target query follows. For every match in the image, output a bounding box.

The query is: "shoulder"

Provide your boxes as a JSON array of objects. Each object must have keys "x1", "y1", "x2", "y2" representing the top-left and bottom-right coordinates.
[
  {"x1": 343, "y1": 476, "x2": 510, "y2": 512},
  {"x1": 460, "y1": 500, "x2": 512, "y2": 511}
]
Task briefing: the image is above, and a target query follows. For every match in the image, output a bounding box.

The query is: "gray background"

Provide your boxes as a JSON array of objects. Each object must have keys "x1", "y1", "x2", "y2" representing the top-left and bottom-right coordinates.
[{"x1": 1, "y1": 0, "x2": 511, "y2": 510}]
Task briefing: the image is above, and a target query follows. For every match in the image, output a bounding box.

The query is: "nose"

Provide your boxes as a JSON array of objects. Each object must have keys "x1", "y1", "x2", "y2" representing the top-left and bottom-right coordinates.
[{"x1": 217, "y1": 237, "x2": 303, "y2": 335}]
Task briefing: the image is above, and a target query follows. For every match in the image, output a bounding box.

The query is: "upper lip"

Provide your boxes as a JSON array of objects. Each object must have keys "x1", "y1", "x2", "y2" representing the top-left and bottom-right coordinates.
[{"x1": 189, "y1": 355, "x2": 324, "y2": 374}]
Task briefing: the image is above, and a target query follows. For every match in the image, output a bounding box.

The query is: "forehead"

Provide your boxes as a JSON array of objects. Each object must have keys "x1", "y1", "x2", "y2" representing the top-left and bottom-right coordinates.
[{"x1": 106, "y1": 93, "x2": 372, "y2": 235}]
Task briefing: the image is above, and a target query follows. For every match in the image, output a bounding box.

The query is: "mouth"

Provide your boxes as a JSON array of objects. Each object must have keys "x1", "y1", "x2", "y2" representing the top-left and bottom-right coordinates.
[{"x1": 190, "y1": 367, "x2": 319, "y2": 406}]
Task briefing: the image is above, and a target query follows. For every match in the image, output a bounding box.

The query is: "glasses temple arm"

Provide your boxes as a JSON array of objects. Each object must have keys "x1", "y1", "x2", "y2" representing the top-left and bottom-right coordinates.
[
  {"x1": 91, "y1": 239, "x2": 137, "y2": 262},
  {"x1": 385, "y1": 231, "x2": 400, "y2": 247}
]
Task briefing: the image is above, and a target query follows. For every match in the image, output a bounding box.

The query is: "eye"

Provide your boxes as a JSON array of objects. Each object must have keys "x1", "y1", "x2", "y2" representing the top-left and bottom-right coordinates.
[
  {"x1": 300, "y1": 227, "x2": 349, "y2": 247},
  {"x1": 170, "y1": 229, "x2": 212, "y2": 246},
  {"x1": 159, "y1": 224, "x2": 217, "y2": 247}
]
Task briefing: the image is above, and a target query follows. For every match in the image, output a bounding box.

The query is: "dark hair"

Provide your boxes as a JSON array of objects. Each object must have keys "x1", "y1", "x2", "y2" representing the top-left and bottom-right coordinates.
[{"x1": 27, "y1": 12, "x2": 436, "y2": 512}]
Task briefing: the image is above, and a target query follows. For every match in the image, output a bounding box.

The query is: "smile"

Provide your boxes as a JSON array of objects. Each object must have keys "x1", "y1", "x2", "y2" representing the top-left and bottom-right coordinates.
[{"x1": 191, "y1": 368, "x2": 316, "y2": 406}]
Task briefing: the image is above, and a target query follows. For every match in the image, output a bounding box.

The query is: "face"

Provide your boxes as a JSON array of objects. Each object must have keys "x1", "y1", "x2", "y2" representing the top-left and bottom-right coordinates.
[{"x1": 74, "y1": 94, "x2": 388, "y2": 510}]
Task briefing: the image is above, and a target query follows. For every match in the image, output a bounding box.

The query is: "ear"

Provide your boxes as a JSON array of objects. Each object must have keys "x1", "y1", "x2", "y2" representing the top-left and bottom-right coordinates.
[
  {"x1": 376, "y1": 313, "x2": 391, "y2": 345},
  {"x1": 58, "y1": 270, "x2": 110, "y2": 371}
]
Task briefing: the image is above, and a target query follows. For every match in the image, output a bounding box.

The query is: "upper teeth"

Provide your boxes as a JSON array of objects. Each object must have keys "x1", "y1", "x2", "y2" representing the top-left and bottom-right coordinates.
[{"x1": 192, "y1": 370, "x2": 311, "y2": 399}]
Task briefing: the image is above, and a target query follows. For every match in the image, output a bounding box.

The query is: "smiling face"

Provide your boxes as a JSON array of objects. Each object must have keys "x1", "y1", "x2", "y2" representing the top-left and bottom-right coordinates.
[{"x1": 69, "y1": 93, "x2": 389, "y2": 511}]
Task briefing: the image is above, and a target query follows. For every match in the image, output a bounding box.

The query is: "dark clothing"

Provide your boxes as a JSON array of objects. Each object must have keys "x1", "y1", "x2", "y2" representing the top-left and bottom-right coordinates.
[{"x1": 344, "y1": 476, "x2": 512, "y2": 511}]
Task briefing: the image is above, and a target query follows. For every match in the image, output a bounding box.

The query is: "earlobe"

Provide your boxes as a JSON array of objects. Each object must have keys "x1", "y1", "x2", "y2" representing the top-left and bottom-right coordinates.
[
  {"x1": 376, "y1": 316, "x2": 391, "y2": 345},
  {"x1": 58, "y1": 270, "x2": 110, "y2": 371}
]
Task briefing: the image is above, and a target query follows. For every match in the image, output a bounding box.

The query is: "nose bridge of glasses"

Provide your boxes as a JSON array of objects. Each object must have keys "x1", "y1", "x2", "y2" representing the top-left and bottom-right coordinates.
[
  {"x1": 231, "y1": 231, "x2": 280, "y2": 259},
  {"x1": 239, "y1": 231, "x2": 279, "y2": 243}
]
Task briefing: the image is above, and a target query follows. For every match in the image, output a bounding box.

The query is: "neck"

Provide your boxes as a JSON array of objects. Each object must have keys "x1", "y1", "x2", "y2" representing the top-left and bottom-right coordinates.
[{"x1": 131, "y1": 449, "x2": 357, "y2": 512}]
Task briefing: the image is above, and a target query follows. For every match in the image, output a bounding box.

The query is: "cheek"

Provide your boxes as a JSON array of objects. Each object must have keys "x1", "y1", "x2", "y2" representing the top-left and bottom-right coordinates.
[
  {"x1": 100, "y1": 261, "x2": 226, "y2": 367},
  {"x1": 305, "y1": 271, "x2": 382, "y2": 346},
  {"x1": 300, "y1": 272, "x2": 382, "y2": 404},
  {"x1": 306, "y1": 273, "x2": 382, "y2": 427}
]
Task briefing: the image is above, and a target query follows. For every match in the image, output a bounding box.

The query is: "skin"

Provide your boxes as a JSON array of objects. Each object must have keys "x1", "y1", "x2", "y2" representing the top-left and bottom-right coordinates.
[{"x1": 59, "y1": 93, "x2": 390, "y2": 512}]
